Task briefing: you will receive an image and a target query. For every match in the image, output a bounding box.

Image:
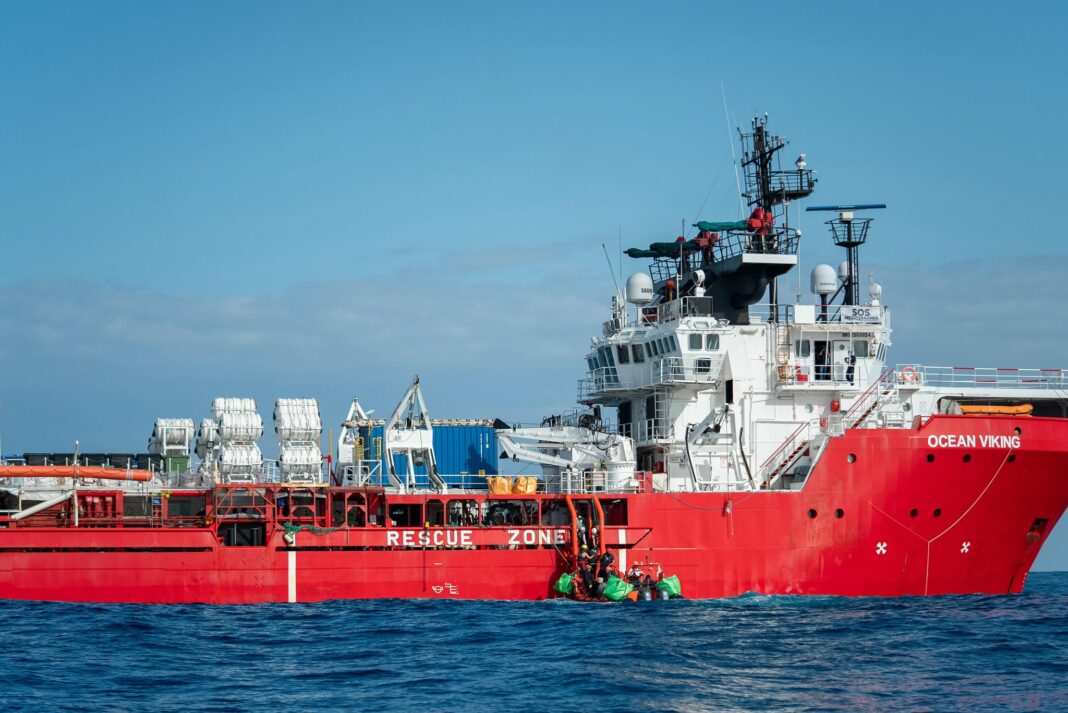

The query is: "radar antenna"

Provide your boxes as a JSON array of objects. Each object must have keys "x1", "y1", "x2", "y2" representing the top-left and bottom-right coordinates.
[{"x1": 805, "y1": 203, "x2": 886, "y2": 305}]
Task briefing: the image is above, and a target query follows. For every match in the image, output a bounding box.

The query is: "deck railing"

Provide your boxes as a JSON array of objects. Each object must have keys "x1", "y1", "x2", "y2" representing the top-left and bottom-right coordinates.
[
  {"x1": 578, "y1": 356, "x2": 725, "y2": 400},
  {"x1": 895, "y1": 365, "x2": 1067, "y2": 390}
]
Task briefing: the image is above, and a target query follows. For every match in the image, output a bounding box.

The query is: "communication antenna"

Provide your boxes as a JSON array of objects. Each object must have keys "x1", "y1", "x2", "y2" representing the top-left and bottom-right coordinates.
[
  {"x1": 602, "y1": 243, "x2": 621, "y2": 297},
  {"x1": 805, "y1": 203, "x2": 886, "y2": 305},
  {"x1": 720, "y1": 82, "x2": 745, "y2": 218}
]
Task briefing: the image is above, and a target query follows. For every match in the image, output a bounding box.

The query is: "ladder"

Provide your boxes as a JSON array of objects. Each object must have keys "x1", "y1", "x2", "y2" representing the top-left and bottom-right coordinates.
[
  {"x1": 775, "y1": 324, "x2": 791, "y2": 367},
  {"x1": 652, "y1": 389, "x2": 671, "y2": 440}
]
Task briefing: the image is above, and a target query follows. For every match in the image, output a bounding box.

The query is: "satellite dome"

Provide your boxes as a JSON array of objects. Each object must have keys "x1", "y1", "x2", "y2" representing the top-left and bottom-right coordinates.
[
  {"x1": 625, "y1": 272, "x2": 654, "y2": 305},
  {"x1": 838, "y1": 261, "x2": 852, "y2": 282},
  {"x1": 810, "y1": 264, "x2": 837, "y2": 296}
]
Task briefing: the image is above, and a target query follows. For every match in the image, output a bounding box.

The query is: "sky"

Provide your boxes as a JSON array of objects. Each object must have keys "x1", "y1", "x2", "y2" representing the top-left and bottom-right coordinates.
[{"x1": 2, "y1": 1, "x2": 1067, "y2": 567}]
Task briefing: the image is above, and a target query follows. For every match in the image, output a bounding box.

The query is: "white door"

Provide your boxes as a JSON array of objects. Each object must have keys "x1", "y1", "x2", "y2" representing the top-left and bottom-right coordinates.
[{"x1": 832, "y1": 340, "x2": 852, "y2": 382}]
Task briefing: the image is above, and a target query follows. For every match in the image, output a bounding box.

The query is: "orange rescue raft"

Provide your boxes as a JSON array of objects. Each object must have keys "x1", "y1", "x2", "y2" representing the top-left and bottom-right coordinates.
[{"x1": 0, "y1": 465, "x2": 152, "y2": 482}]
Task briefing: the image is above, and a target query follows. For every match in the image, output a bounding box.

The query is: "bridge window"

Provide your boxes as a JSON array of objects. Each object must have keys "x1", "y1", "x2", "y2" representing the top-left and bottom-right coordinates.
[
  {"x1": 616, "y1": 345, "x2": 630, "y2": 364},
  {"x1": 667, "y1": 335, "x2": 678, "y2": 352},
  {"x1": 695, "y1": 358, "x2": 712, "y2": 374},
  {"x1": 706, "y1": 334, "x2": 720, "y2": 350},
  {"x1": 632, "y1": 344, "x2": 645, "y2": 363},
  {"x1": 795, "y1": 340, "x2": 811, "y2": 357},
  {"x1": 688, "y1": 333, "x2": 702, "y2": 350},
  {"x1": 650, "y1": 340, "x2": 660, "y2": 356},
  {"x1": 853, "y1": 340, "x2": 869, "y2": 358}
]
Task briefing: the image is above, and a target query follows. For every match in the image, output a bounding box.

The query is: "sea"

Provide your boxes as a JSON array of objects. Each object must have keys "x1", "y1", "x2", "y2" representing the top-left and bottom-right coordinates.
[{"x1": 3, "y1": 572, "x2": 1065, "y2": 713}]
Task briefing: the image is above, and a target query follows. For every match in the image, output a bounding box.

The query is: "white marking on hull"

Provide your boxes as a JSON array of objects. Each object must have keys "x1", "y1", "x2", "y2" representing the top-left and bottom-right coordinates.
[
  {"x1": 288, "y1": 549, "x2": 297, "y2": 603},
  {"x1": 618, "y1": 529, "x2": 627, "y2": 572}
]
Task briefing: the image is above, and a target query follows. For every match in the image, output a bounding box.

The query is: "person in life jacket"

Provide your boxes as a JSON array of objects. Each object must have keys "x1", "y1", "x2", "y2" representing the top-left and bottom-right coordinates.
[
  {"x1": 596, "y1": 551, "x2": 616, "y2": 582},
  {"x1": 576, "y1": 544, "x2": 595, "y2": 594}
]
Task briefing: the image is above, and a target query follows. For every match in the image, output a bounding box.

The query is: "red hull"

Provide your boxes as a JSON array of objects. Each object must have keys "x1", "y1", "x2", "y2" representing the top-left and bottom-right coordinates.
[{"x1": 1, "y1": 416, "x2": 1065, "y2": 603}]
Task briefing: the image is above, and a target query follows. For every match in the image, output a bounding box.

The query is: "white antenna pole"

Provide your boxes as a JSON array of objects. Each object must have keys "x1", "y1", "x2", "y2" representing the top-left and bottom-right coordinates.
[
  {"x1": 796, "y1": 200, "x2": 803, "y2": 302},
  {"x1": 601, "y1": 244, "x2": 621, "y2": 297},
  {"x1": 721, "y1": 81, "x2": 744, "y2": 219}
]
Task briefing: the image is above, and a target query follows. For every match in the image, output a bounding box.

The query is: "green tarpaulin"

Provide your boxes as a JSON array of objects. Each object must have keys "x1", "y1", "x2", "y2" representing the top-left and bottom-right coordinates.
[
  {"x1": 693, "y1": 220, "x2": 746, "y2": 232},
  {"x1": 655, "y1": 574, "x2": 682, "y2": 598},
  {"x1": 625, "y1": 240, "x2": 701, "y2": 259},
  {"x1": 603, "y1": 575, "x2": 635, "y2": 601},
  {"x1": 626, "y1": 220, "x2": 746, "y2": 259},
  {"x1": 554, "y1": 572, "x2": 575, "y2": 595}
]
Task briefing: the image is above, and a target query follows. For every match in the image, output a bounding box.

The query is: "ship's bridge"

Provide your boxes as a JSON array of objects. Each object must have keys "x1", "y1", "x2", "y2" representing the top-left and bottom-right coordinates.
[
  {"x1": 580, "y1": 294, "x2": 892, "y2": 403},
  {"x1": 579, "y1": 296, "x2": 727, "y2": 404}
]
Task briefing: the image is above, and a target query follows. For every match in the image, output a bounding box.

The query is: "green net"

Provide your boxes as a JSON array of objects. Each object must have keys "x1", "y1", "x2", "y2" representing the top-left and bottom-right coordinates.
[{"x1": 655, "y1": 575, "x2": 682, "y2": 598}]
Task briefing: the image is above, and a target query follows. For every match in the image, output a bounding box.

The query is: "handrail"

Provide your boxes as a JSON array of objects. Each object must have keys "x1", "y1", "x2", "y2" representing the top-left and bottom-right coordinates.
[
  {"x1": 895, "y1": 365, "x2": 1067, "y2": 390},
  {"x1": 591, "y1": 496, "x2": 607, "y2": 557},
  {"x1": 844, "y1": 367, "x2": 895, "y2": 428},
  {"x1": 578, "y1": 355, "x2": 724, "y2": 399},
  {"x1": 564, "y1": 494, "x2": 579, "y2": 557},
  {"x1": 760, "y1": 421, "x2": 808, "y2": 471}
]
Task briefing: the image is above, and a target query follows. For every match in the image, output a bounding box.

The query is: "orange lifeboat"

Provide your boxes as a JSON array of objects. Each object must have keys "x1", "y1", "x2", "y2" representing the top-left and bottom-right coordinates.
[
  {"x1": 0, "y1": 465, "x2": 153, "y2": 482},
  {"x1": 959, "y1": 404, "x2": 1034, "y2": 416}
]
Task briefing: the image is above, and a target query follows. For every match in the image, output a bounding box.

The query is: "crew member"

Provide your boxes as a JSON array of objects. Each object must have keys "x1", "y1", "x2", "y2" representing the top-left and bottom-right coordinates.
[
  {"x1": 577, "y1": 544, "x2": 595, "y2": 591},
  {"x1": 845, "y1": 350, "x2": 857, "y2": 385},
  {"x1": 597, "y1": 551, "x2": 616, "y2": 581}
]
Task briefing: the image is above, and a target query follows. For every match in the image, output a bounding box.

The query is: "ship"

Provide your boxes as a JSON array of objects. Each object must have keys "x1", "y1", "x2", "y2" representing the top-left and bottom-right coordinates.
[{"x1": 1, "y1": 115, "x2": 1066, "y2": 603}]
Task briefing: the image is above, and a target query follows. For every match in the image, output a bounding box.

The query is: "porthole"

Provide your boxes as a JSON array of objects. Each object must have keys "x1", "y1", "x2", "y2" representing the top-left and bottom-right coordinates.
[
  {"x1": 847, "y1": 453, "x2": 857, "y2": 464},
  {"x1": 909, "y1": 508, "x2": 919, "y2": 518},
  {"x1": 926, "y1": 454, "x2": 935, "y2": 463},
  {"x1": 934, "y1": 508, "x2": 942, "y2": 518},
  {"x1": 962, "y1": 454, "x2": 971, "y2": 463},
  {"x1": 835, "y1": 508, "x2": 844, "y2": 519},
  {"x1": 1014, "y1": 427, "x2": 1022, "y2": 436},
  {"x1": 1007, "y1": 454, "x2": 1017, "y2": 463},
  {"x1": 808, "y1": 509, "x2": 817, "y2": 519}
]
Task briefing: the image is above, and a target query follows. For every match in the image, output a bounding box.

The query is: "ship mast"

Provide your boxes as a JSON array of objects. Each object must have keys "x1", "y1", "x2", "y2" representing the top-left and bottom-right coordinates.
[
  {"x1": 740, "y1": 115, "x2": 816, "y2": 320},
  {"x1": 806, "y1": 203, "x2": 886, "y2": 305}
]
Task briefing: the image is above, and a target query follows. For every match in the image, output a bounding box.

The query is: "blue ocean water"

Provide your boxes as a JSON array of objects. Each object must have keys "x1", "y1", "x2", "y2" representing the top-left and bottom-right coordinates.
[{"x1": 3, "y1": 573, "x2": 1066, "y2": 713}]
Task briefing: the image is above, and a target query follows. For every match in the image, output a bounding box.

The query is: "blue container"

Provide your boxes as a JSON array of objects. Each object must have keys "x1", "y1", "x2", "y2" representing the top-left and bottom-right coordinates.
[{"x1": 359, "y1": 423, "x2": 498, "y2": 489}]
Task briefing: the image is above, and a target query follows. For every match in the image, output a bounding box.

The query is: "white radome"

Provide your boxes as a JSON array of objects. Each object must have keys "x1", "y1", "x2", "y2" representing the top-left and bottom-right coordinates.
[{"x1": 625, "y1": 272, "x2": 654, "y2": 305}]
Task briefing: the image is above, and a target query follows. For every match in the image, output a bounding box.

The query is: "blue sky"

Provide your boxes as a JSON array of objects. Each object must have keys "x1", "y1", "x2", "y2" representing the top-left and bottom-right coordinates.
[{"x1": 2, "y1": 1, "x2": 1067, "y2": 567}]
